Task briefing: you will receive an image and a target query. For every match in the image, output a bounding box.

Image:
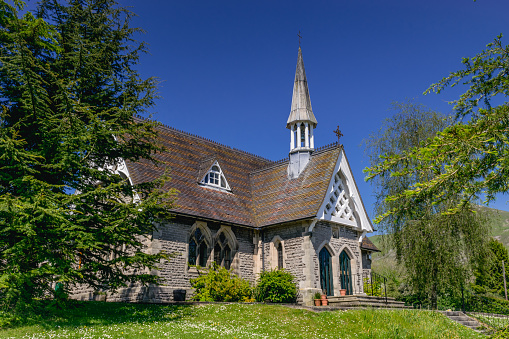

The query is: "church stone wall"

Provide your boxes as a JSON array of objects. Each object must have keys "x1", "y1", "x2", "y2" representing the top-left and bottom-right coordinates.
[
  {"x1": 233, "y1": 226, "x2": 256, "y2": 284},
  {"x1": 69, "y1": 217, "x2": 366, "y2": 305},
  {"x1": 310, "y1": 221, "x2": 332, "y2": 291},
  {"x1": 261, "y1": 223, "x2": 306, "y2": 278},
  {"x1": 70, "y1": 218, "x2": 258, "y2": 303},
  {"x1": 260, "y1": 223, "x2": 306, "y2": 302},
  {"x1": 151, "y1": 220, "x2": 257, "y2": 299},
  {"x1": 70, "y1": 219, "x2": 194, "y2": 303}
]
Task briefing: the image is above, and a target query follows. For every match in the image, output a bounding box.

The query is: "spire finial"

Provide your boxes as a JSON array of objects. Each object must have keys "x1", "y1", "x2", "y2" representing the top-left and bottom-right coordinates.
[
  {"x1": 298, "y1": 30, "x2": 302, "y2": 46},
  {"x1": 334, "y1": 125, "x2": 343, "y2": 143}
]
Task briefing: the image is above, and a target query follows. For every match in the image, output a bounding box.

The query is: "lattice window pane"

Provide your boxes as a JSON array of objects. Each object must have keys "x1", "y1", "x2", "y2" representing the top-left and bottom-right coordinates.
[
  {"x1": 195, "y1": 228, "x2": 203, "y2": 241},
  {"x1": 224, "y1": 245, "x2": 231, "y2": 270},
  {"x1": 209, "y1": 172, "x2": 219, "y2": 185},
  {"x1": 188, "y1": 239, "x2": 197, "y2": 265},
  {"x1": 214, "y1": 244, "x2": 221, "y2": 265},
  {"x1": 199, "y1": 242, "x2": 208, "y2": 267}
]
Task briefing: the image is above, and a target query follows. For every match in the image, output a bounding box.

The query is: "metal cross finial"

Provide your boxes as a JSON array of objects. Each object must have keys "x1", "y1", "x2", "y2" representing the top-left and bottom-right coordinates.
[
  {"x1": 334, "y1": 125, "x2": 343, "y2": 143},
  {"x1": 298, "y1": 31, "x2": 302, "y2": 46}
]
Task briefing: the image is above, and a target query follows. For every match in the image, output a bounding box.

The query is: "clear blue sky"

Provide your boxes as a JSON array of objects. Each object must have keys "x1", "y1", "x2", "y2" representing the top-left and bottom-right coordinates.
[{"x1": 122, "y1": 0, "x2": 509, "y2": 217}]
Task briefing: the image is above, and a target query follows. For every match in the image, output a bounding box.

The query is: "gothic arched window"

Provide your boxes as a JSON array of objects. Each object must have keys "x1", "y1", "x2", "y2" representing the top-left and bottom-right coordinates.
[
  {"x1": 214, "y1": 232, "x2": 232, "y2": 269},
  {"x1": 277, "y1": 242, "x2": 283, "y2": 269},
  {"x1": 188, "y1": 228, "x2": 208, "y2": 267}
]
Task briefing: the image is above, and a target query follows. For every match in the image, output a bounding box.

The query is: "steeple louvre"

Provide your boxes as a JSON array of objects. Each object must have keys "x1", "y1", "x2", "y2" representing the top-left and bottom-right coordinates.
[{"x1": 287, "y1": 47, "x2": 318, "y2": 128}]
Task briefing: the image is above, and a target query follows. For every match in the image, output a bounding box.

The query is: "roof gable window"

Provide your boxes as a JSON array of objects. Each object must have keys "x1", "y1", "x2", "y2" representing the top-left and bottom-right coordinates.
[{"x1": 200, "y1": 162, "x2": 231, "y2": 191}]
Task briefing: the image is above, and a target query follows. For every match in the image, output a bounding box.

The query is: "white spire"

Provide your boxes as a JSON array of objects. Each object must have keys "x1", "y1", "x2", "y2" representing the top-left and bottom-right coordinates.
[
  {"x1": 287, "y1": 47, "x2": 317, "y2": 179},
  {"x1": 287, "y1": 47, "x2": 318, "y2": 128}
]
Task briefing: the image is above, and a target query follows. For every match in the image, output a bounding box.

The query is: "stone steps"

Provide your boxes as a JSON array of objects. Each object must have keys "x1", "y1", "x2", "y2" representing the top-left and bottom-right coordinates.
[
  {"x1": 327, "y1": 295, "x2": 412, "y2": 309},
  {"x1": 441, "y1": 311, "x2": 485, "y2": 333}
]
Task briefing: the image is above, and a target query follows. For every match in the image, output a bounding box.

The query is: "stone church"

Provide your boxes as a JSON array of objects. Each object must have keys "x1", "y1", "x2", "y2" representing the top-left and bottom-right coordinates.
[{"x1": 73, "y1": 47, "x2": 379, "y2": 305}]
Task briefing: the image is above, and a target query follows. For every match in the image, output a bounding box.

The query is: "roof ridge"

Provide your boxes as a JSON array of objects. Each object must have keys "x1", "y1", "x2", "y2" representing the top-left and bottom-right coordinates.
[
  {"x1": 251, "y1": 142, "x2": 341, "y2": 174},
  {"x1": 314, "y1": 142, "x2": 341, "y2": 153},
  {"x1": 251, "y1": 157, "x2": 290, "y2": 173},
  {"x1": 134, "y1": 115, "x2": 274, "y2": 162}
]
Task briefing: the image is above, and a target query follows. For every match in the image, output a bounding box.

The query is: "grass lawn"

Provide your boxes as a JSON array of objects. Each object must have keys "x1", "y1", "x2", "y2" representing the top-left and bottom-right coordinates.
[
  {"x1": 0, "y1": 301, "x2": 483, "y2": 339},
  {"x1": 470, "y1": 312, "x2": 509, "y2": 331}
]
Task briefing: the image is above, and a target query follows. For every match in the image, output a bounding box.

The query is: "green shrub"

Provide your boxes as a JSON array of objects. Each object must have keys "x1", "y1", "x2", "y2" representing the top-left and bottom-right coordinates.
[
  {"x1": 190, "y1": 264, "x2": 252, "y2": 302},
  {"x1": 254, "y1": 269, "x2": 298, "y2": 303},
  {"x1": 466, "y1": 294, "x2": 509, "y2": 315},
  {"x1": 363, "y1": 277, "x2": 383, "y2": 297}
]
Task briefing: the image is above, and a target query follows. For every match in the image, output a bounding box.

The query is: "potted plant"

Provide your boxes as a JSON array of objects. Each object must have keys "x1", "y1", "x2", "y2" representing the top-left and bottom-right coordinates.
[
  {"x1": 313, "y1": 292, "x2": 321, "y2": 306},
  {"x1": 339, "y1": 289, "x2": 347, "y2": 296},
  {"x1": 320, "y1": 290, "x2": 327, "y2": 300},
  {"x1": 320, "y1": 290, "x2": 328, "y2": 306}
]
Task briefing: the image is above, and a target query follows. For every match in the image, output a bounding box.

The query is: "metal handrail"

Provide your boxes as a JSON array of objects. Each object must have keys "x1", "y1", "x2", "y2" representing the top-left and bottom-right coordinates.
[{"x1": 363, "y1": 271, "x2": 388, "y2": 303}]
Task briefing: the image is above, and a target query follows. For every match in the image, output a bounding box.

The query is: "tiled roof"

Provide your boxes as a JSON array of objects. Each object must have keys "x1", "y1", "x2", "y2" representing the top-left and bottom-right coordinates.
[
  {"x1": 126, "y1": 121, "x2": 341, "y2": 228},
  {"x1": 361, "y1": 237, "x2": 380, "y2": 252},
  {"x1": 251, "y1": 146, "x2": 340, "y2": 227},
  {"x1": 127, "y1": 123, "x2": 272, "y2": 226}
]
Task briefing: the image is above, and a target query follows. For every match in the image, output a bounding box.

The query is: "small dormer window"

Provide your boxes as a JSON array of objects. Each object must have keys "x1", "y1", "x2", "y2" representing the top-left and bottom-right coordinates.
[{"x1": 200, "y1": 162, "x2": 231, "y2": 191}]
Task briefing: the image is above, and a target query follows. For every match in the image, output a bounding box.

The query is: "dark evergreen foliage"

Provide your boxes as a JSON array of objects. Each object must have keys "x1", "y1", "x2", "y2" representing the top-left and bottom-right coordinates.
[
  {"x1": 0, "y1": 0, "x2": 175, "y2": 309},
  {"x1": 474, "y1": 238, "x2": 509, "y2": 297}
]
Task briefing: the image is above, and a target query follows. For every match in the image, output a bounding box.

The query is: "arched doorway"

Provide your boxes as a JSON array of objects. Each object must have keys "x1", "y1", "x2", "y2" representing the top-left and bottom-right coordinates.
[
  {"x1": 319, "y1": 247, "x2": 333, "y2": 296},
  {"x1": 339, "y1": 250, "x2": 353, "y2": 295}
]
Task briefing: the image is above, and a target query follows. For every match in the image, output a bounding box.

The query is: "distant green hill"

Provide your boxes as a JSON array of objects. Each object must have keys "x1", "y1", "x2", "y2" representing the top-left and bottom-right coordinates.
[{"x1": 486, "y1": 208, "x2": 509, "y2": 247}]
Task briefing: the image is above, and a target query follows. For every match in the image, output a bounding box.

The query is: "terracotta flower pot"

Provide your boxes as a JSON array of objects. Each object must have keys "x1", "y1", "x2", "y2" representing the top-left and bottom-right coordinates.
[
  {"x1": 321, "y1": 299, "x2": 328, "y2": 306},
  {"x1": 314, "y1": 299, "x2": 321, "y2": 306},
  {"x1": 321, "y1": 294, "x2": 327, "y2": 300},
  {"x1": 340, "y1": 289, "x2": 347, "y2": 296}
]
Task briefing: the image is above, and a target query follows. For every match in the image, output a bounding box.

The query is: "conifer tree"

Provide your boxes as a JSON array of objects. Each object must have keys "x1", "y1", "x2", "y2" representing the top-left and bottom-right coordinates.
[
  {"x1": 474, "y1": 238, "x2": 509, "y2": 297},
  {"x1": 0, "y1": 0, "x2": 175, "y2": 309}
]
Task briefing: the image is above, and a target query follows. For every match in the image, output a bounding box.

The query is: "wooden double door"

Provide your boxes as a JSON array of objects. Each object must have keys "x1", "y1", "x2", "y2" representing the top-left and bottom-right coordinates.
[
  {"x1": 319, "y1": 248, "x2": 353, "y2": 296},
  {"x1": 339, "y1": 250, "x2": 352, "y2": 295}
]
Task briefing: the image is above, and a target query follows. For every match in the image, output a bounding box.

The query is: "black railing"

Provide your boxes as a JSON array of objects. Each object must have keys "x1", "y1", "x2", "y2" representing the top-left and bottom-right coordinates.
[{"x1": 362, "y1": 271, "x2": 388, "y2": 303}]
